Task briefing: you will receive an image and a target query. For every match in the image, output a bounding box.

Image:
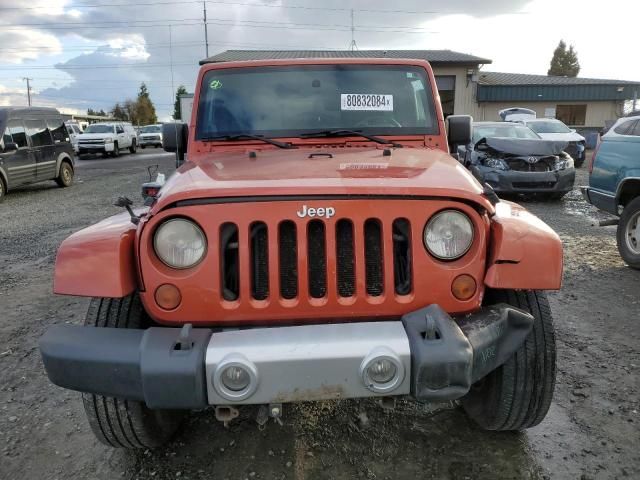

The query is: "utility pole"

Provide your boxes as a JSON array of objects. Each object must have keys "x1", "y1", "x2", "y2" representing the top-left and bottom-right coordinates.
[
  {"x1": 349, "y1": 9, "x2": 358, "y2": 51},
  {"x1": 23, "y1": 77, "x2": 33, "y2": 106},
  {"x1": 203, "y1": 1, "x2": 209, "y2": 58}
]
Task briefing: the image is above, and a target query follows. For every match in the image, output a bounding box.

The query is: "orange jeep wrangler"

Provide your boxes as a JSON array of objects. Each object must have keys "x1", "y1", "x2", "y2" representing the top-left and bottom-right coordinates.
[{"x1": 40, "y1": 58, "x2": 562, "y2": 448}]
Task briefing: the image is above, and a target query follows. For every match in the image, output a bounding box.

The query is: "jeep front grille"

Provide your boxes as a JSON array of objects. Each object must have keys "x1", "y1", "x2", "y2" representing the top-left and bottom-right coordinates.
[{"x1": 219, "y1": 217, "x2": 413, "y2": 303}]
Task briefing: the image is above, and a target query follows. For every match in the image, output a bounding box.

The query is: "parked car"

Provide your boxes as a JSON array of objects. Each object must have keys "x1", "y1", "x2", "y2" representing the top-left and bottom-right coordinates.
[
  {"x1": 519, "y1": 118, "x2": 587, "y2": 167},
  {"x1": 138, "y1": 124, "x2": 163, "y2": 148},
  {"x1": 40, "y1": 58, "x2": 562, "y2": 449},
  {"x1": 65, "y1": 121, "x2": 83, "y2": 153},
  {"x1": 0, "y1": 107, "x2": 75, "y2": 202},
  {"x1": 582, "y1": 114, "x2": 640, "y2": 269},
  {"x1": 77, "y1": 122, "x2": 137, "y2": 158},
  {"x1": 458, "y1": 121, "x2": 575, "y2": 199}
]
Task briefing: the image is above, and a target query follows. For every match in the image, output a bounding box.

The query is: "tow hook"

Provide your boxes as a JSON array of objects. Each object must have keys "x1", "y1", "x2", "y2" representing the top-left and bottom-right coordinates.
[
  {"x1": 256, "y1": 403, "x2": 284, "y2": 428},
  {"x1": 215, "y1": 405, "x2": 239, "y2": 427}
]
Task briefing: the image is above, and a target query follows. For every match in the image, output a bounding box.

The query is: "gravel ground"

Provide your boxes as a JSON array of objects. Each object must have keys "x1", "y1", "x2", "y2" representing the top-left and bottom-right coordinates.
[{"x1": 0, "y1": 151, "x2": 638, "y2": 480}]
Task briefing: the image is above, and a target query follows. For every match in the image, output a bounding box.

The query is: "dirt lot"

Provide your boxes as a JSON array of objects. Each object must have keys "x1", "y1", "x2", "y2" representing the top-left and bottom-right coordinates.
[{"x1": 1, "y1": 151, "x2": 638, "y2": 480}]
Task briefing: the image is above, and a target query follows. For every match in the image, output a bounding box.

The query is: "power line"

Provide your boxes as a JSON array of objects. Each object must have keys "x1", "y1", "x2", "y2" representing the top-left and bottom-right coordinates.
[
  {"x1": 1, "y1": 16, "x2": 438, "y2": 34},
  {"x1": 0, "y1": 0, "x2": 498, "y2": 15}
]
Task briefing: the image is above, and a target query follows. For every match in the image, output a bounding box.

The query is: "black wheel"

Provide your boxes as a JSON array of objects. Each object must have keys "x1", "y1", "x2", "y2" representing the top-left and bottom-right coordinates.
[
  {"x1": 141, "y1": 144, "x2": 146, "y2": 149},
  {"x1": 461, "y1": 289, "x2": 556, "y2": 431},
  {"x1": 0, "y1": 175, "x2": 6, "y2": 202},
  {"x1": 616, "y1": 196, "x2": 640, "y2": 269},
  {"x1": 82, "y1": 295, "x2": 184, "y2": 448},
  {"x1": 129, "y1": 139, "x2": 137, "y2": 154},
  {"x1": 55, "y1": 160, "x2": 74, "y2": 187},
  {"x1": 112, "y1": 142, "x2": 120, "y2": 157}
]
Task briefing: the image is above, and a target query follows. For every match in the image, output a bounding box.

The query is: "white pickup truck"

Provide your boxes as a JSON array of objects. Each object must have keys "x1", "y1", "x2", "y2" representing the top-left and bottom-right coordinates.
[{"x1": 77, "y1": 122, "x2": 138, "y2": 157}]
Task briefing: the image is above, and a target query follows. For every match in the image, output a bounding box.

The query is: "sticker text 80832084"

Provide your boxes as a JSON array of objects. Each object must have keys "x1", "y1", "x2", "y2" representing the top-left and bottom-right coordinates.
[{"x1": 340, "y1": 94, "x2": 393, "y2": 111}]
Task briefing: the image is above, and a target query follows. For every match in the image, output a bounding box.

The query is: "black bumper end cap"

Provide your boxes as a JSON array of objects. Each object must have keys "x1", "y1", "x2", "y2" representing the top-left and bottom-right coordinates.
[
  {"x1": 39, "y1": 325, "x2": 212, "y2": 409},
  {"x1": 402, "y1": 304, "x2": 534, "y2": 402}
]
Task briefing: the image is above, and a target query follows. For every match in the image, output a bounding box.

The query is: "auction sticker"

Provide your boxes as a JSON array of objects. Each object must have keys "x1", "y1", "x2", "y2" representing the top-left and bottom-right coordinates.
[{"x1": 341, "y1": 94, "x2": 393, "y2": 111}]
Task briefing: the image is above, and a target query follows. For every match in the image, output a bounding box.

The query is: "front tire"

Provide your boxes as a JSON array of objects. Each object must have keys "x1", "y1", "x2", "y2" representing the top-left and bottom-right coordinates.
[
  {"x1": 461, "y1": 289, "x2": 556, "y2": 430},
  {"x1": 0, "y1": 176, "x2": 6, "y2": 202},
  {"x1": 55, "y1": 160, "x2": 74, "y2": 187},
  {"x1": 616, "y1": 196, "x2": 640, "y2": 269},
  {"x1": 82, "y1": 295, "x2": 184, "y2": 448},
  {"x1": 111, "y1": 142, "x2": 120, "y2": 157},
  {"x1": 129, "y1": 139, "x2": 137, "y2": 154}
]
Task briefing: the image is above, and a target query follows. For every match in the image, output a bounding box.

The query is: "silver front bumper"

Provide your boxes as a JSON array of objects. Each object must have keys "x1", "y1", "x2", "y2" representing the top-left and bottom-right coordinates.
[{"x1": 205, "y1": 322, "x2": 411, "y2": 405}]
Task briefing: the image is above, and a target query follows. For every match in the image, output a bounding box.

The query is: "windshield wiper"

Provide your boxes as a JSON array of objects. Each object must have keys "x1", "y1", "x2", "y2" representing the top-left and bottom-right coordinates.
[
  {"x1": 300, "y1": 129, "x2": 402, "y2": 148},
  {"x1": 202, "y1": 134, "x2": 296, "y2": 149}
]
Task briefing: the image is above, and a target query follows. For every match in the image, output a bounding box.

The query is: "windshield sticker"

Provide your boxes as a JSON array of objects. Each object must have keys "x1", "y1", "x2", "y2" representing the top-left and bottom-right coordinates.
[
  {"x1": 341, "y1": 94, "x2": 393, "y2": 111},
  {"x1": 340, "y1": 162, "x2": 389, "y2": 170},
  {"x1": 209, "y1": 79, "x2": 223, "y2": 90}
]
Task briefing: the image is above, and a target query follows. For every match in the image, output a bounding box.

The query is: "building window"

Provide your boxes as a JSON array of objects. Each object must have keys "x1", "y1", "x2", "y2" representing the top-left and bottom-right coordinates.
[{"x1": 556, "y1": 105, "x2": 586, "y2": 126}]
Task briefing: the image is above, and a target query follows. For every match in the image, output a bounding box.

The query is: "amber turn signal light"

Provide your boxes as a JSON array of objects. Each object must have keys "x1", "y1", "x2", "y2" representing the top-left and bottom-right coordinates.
[
  {"x1": 451, "y1": 274, "x2": 477, "y2": 301},
  {"x1": 155, "y1": 284, "x2": 182, "y2": 310}
]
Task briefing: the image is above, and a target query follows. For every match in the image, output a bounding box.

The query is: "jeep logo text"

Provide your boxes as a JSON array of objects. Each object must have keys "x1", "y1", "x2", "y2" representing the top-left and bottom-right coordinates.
[{"x1": 296, "y1": 205, "x2": 336, "y2": 219}]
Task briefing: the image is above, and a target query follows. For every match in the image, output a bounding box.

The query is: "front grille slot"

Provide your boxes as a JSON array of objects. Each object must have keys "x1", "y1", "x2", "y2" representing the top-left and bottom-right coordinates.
[
  {"x1": 307, "y1": 220, "x2": 327, "y2": 298},
  {"x1": 336, "y1": 220, "x2": 355, "y2": 297},
  {"x1": 250, "y1": 222, "x2": 269, "y2": 300},
  {"x1": 392, "y1": 218, "x2": 412, "y2": 295},
  {"x1": 279, "y1": 221, "x2": 298, "y2": 299},
  {"x1": 364, "y1": 219, "x2": 384, "y2": 296},
  {"x1": 220, "y1": 223, "x2": 239, "y2": 301}
]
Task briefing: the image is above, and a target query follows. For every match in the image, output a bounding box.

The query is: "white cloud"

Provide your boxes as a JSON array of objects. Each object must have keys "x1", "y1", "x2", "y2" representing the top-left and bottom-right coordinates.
[{"x1": 0, "y1": 29, "x2": 63, "y2": 64}]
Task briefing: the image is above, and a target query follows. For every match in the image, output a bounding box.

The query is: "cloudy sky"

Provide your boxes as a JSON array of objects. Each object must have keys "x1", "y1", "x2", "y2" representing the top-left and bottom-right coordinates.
[{"x1": 1, "y1": 0, "x2": 638, "y2": 120}]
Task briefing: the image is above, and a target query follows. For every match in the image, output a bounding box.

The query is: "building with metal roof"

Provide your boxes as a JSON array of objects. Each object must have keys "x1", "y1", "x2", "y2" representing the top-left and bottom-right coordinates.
[{"x1": 199, "y1": 50, "x2": 640, "y2": 132}]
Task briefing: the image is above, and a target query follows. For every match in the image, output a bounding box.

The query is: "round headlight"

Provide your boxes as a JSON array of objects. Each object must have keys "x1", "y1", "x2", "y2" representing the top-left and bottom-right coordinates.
[
  {"x1": 360, "y1": 347, "x2": 404, "y2": 393},
  {"x1": 154, "y1": 218, "x2": 206, "y2": 269},
  {"x1": 424, "y1": 210, "x2": 474, "y2": 260}
]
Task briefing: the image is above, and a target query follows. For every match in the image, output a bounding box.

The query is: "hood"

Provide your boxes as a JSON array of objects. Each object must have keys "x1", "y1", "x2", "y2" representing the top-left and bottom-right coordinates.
[
  {"x1": 79, "y1": 132, "x2": 113, "y2": 140},
  {"x1": 534, "y1": 131, "x2": 585, "y2": 142},
  {"x1": 151, "y1": 146, "x2": 493, "y2": 213},
  {"x1": 479, "y1": 137, "x2": 568, "y2": 156}
]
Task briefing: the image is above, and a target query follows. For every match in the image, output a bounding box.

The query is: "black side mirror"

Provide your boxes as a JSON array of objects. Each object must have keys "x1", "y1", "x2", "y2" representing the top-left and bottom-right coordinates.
[
  {"x1": 446, "y1": 115, "x2": 473, "y2": 154},
  {"x1": 3, "y1": 142, "x2": 18, "y2": 152},
  {"x1": 162, "y1": 123, "x2": 189, "y2": 167}
]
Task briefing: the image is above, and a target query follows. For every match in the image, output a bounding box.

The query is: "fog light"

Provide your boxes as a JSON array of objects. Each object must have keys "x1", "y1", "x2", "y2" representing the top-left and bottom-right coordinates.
[
  {"x1": 367, "y1": 359, "x2": 397, "y2": 384},
  {"x1": 155, "y1": 284, "x2": 181, "y2": 310},
  {"x1": 360, "y1": 347, "x2": 404, "y2": 393},
  {"x1": 451, "y1": 274, "x2": 477, "y2": 301},
  {"x1": 213, "y1": 354, "x2": 259, "y2": 401},
  {"x1": 221, "y1": 365, "x2": 251, "y2": 392}
]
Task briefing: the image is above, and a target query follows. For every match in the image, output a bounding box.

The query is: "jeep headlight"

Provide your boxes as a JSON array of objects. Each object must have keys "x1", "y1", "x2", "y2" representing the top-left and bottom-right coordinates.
[
  {"x1": 154, "y1": 218, "x2": 207, "y2": 269},
  {"x1": 104, "y1": 138, "x2": 113, "y2": 143},
  {"x1": 424, "y1": 210, "x2": 474, "y2": 260}
]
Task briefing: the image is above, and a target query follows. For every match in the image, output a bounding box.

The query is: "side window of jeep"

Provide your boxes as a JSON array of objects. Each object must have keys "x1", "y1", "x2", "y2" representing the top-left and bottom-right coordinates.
[{"x1": 47, "y1": 117, "x2": 67, "y2": 143}]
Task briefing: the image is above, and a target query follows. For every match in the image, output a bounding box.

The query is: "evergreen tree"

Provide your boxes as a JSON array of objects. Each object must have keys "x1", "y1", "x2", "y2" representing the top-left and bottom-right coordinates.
[
  {"x1": 173, "y1": 85, "x2": 188, "y2": 120},
  {"x1": 548, "y1": 40, "x2": 580, "y2": 77},
  {"x1": 111, "y1": 103, "x2": 128, "y2": 121},
  {"x1": 134, "y1": 82, "x2": 157, "y2": 125}
]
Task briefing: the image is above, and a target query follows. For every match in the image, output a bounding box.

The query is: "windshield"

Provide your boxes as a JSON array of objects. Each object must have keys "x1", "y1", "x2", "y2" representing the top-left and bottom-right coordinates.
[
  {"x1": 528, "y1": 121, "x2": 571, "y2": 134},
  {"x1": 84, "y1": 124, "x2": 114, "y2": 134},
  {"x1": 140, "y1": 125, "x2": 161, "y2": 133},
  {"x1": 196, "y1": 65, "x2": 439, "y2": 140},
  {"x1": 473, "y1": 125, "x2": 541, "y2": 143}
]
